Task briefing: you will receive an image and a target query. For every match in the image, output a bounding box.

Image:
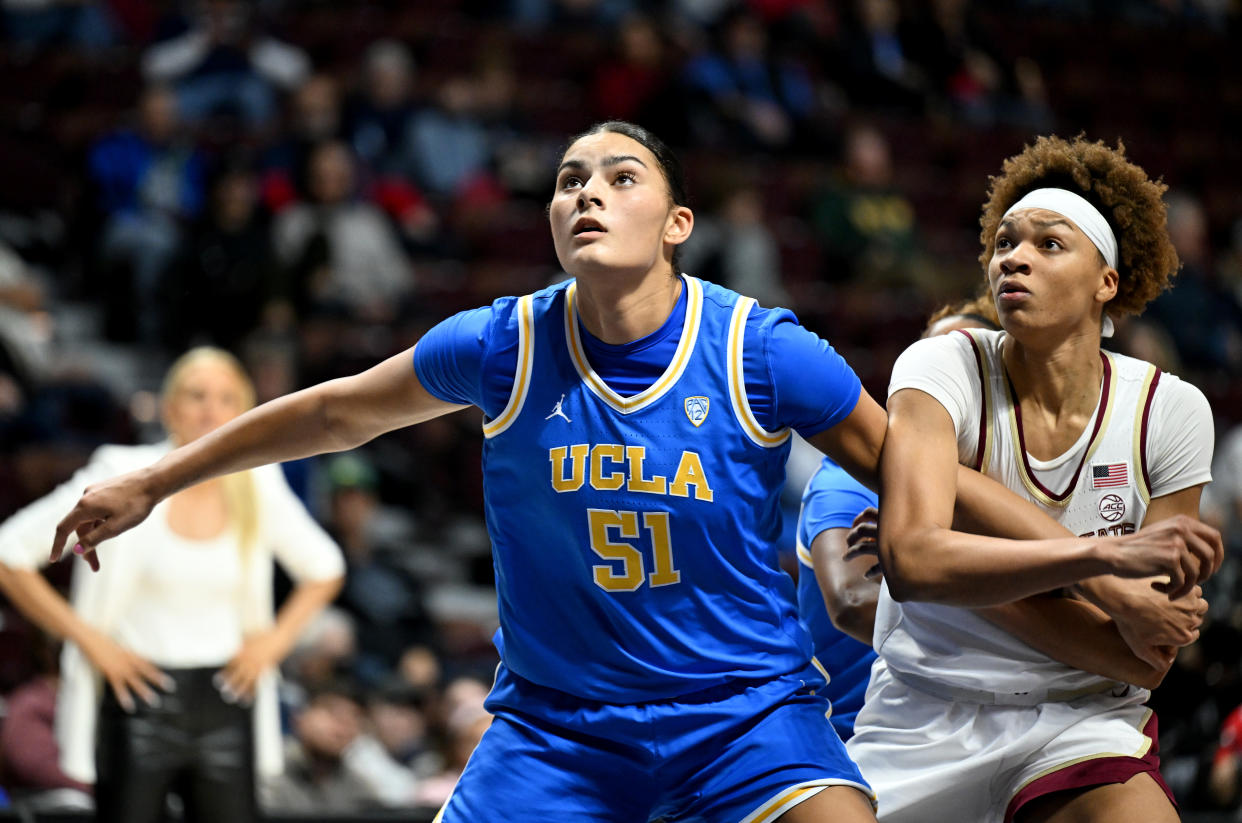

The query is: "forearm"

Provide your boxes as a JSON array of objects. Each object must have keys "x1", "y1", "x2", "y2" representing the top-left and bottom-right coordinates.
[
  {"x1": 977, "y1": 598, "x2": 1166, "y2": 688},
  {"x1": 144, "y1": 382, "x2": 361, "y2": 501},
  {"x1": 266, "y1": 576, "x2": 344, "y2": 662},
  {"x1": 0, "y1": 564, "x2": 97, "y2": 648},
  {"x1": 953, "y1": 465, "x2": 1074, "y2": 540},
  {"x1": 883, "y1": 527, "x2": 1107, "y2": 605}
]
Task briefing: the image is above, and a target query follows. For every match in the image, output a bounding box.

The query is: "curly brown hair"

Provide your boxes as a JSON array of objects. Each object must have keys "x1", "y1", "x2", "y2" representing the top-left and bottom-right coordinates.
[{"x1": 978, "y1": 135, "x2": 1179, "y2": 317}]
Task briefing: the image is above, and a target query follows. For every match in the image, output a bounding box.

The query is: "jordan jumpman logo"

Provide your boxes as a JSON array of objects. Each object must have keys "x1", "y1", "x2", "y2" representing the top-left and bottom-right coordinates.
[{"x1": 545, "y1": 394, "x2": 572, "y2": 423}]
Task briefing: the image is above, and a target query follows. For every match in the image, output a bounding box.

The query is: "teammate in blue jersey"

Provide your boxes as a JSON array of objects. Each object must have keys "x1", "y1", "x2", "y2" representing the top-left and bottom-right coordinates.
[
  {"x1": 50, "y1": 121, "x2": 1100, "y2": 822},
  {"x1": 796, "y1": 294, "x2": 999, "y2": 741},
  {"x1": 795, "y1": 457, "x2": 877, "y2": 741}
]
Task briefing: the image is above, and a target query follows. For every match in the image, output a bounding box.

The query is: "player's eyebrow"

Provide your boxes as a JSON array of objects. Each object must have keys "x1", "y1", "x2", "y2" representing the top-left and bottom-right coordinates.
[
  {"x1": 1000, "y1": 216, "x2": 1074, "y2": 231},
  {"x1": 556, "y1": 155, "x2": 649, "y2": 176}
]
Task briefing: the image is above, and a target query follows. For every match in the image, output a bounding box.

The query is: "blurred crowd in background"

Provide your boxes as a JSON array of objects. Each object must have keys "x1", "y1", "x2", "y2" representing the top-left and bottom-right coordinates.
[{"x1": 0, "y1": 0, "x2": 1241, "y2": 817}]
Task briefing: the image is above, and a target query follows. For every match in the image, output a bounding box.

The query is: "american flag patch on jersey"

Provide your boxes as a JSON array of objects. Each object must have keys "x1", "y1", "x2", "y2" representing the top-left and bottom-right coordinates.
[{"x1": 1091, "y1": 463, "x2": 1129, "y2": 489}]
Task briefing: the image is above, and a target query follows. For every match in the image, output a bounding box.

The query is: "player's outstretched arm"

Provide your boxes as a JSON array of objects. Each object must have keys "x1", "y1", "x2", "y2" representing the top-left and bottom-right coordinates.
[
  {"x1": 52, "y1": 347, "x2": 467, "y2": 566},
  {"x1": 879, "y1": 388, "x2": 1221, "y2": 606}
]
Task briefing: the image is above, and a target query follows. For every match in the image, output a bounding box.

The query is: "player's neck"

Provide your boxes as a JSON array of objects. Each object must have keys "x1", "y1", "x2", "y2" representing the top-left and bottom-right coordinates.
[
  {"x1": 574, "y1": 269, "x2": 682, "y2": 345},
  {"x1": 1002, "y1": 329, "x2": 1104, "y2": 431}
]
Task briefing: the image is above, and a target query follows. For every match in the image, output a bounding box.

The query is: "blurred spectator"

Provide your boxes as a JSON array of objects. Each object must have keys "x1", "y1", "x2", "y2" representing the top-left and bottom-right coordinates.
[
  {"x1": 510, "y1": 0, "x2": 634, "y2": 31},
  {"x1": 282, "y1": 606, "x2": 357, "y2": 707},
  {"x1": 405, "y1": 57, "x2": 517, "y2": 202},
  {"x1": 263, "y1": 680, "x2": 418, "y2": 812},
  {"x1": 832, "y1": 0, "x2": 928, "y2": 114},
  {"x1": 272, "y1": 140, "x2": 415, "y2": 322},
  {"x1": 412, "y1": 676, "x2": 491, "y2": 809},
  {"x1": 902, "y1": 0, "x2": 1052, "y2": 130},
  {"x1": 0, "y1": 240, "x2": 52, "y2": 406},
  {"x1": 142, "y1": 0, "x2": 309, "y2": 131},
  {"x1": 2, "y1": 0, "x2": 116, "y2": 54},
  {"x1": 1145, "y1": 191, "x2": 1242, "y2": 375},
  {"x1": 807, "y1": 123, "x2": 920, "y2": 285},
  {"x1": 346, "y1": 40, "x2": 419, "y2": 177},
  {"x1": 1202, "y1": 422, "x2": 1242, "y2": 622},
  {"x1": 367, "y1": 682, "x2": 438, "y2": 776},
  {"x1": 0, "y1": 632, "x2": 92, "y2": 813},
  {"x1": 261, "y1": 73, "x2": 345, "y2": 213},
  {"x1": 323, "y1": 452, "x2": 433, "y2": 686},
  {"x1": 161, "y1": 159, "x2": 281, "y2": 351},
  {"x1": 89, "y1": 84, "x2": 206, "y2": 343},
  {"x1": 1208, "y1": 703, "x2": 1242, "y2": 810},
  {"x1": 591, "y1": 15, "x2": 674, "y2": 126},
  {"x1": 681, "y1": 9, "x2": 816, "y2": 149},
  {"x1": 679, "y1": 183, "x2": 788, "y2": 306}
]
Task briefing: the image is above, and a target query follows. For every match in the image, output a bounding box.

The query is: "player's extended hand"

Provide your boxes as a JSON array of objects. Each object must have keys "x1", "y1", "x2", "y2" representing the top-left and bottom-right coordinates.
[
  {"x1": 1107, "y1": 580, "x2": 1208, "y2": 669},
  {"x1": 50, "y1": 468, "x2": 161, "y2": 572},
  {"x1": 1101, "y1": 515, "x2": 1223, "y2": 600},
  {"x1": 79, "y1": 627, "x2": 175, "y2": 713},
  {"x1": 216, "y1": 631, "x2": 284, "y2": 703},
  {"x1": 843, "y1": 506, "x2": 881, "y2": 580}
]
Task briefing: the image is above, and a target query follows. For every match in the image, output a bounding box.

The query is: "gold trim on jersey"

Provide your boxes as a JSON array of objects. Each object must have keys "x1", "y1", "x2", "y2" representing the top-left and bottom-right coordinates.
[
  {"x1": 482, "y1": 294, "x2": 535, "y2": 439},
  {"x1": 961, "y1": 330, "x2": 995, "y2": 473},
  {"x1": 810, "y1": 655, "x2": 831, "y2": 684},
  {"x1": 728, "y1": 297, "x2": 791, "y2": 448},
  {"x1": 796, "y1": 539, "x2": 813, "y2": 568},
  {"x1": 1005, "y1": 352, "x2": 1118, "y2": 508},
  {"x1": 1010, "y1": 708, "x2": 1155, "y2": 798},
  {"x1": 1132, "y1": 365, "x2": 1160, "y2": 505},
  {"x1": 563, "y1": 275, "x2": 703, "y2": 414}
]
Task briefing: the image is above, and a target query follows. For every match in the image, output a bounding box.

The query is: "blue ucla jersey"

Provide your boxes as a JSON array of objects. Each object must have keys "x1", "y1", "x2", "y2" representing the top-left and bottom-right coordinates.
[
  {"x1": 475, "y1": 275, "x2": 855, "y2": 703},
  {"x1": 796, "y1": 457, "x2": 878, "y2": 739}
]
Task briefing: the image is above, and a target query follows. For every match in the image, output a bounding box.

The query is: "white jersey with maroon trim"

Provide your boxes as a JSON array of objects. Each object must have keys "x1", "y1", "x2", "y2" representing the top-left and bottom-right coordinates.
[{"x1": 874, "y1": 328, "x2": 1213, "y2": 705}]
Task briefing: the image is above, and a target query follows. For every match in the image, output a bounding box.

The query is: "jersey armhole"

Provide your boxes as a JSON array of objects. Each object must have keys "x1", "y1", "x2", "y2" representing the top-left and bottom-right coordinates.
[
  {"x1": 728, "y1": 297, "x2": 790, "y2": 448},
  {"x1": 956, "y1": 329, "x2": 993, "y2": 472},
  {"x1": 1131, "y1": 365, "x2": 1162, "y2": 504},
  {"x1": 482, "y1": 294, "x2": 534, "y2": 438}
]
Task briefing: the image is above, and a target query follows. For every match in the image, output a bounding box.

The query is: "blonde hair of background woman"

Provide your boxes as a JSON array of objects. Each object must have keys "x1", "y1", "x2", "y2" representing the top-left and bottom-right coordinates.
[{"x1": 160, "y1": 346, "x2": 259, "y2": 556}]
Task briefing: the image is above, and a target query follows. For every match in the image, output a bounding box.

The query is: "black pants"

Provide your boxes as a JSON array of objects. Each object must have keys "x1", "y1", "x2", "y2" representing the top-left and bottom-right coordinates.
[{"x1": 95, "y1": 666, "x2": 257, "y2": 823}]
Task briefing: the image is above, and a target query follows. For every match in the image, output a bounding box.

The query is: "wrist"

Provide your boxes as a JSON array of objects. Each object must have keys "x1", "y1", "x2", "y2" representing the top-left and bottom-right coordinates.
[{"x1": 1081, "y1": 536, "x2": 1117, "y2": 579}]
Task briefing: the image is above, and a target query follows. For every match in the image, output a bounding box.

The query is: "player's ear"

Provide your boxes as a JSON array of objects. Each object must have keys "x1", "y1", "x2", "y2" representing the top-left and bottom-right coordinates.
[
  {"x1": 1094, "y1": 264, "x2": 1118, "y2": 304},
  {"x1": 665, "y1": 206, "x2": 693, "y2": 247}
]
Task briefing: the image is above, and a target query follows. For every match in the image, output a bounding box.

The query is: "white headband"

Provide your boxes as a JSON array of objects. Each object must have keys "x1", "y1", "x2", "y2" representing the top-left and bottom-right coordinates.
[
  {"x1": 1002, "y1": 188, "x2": 1118, "y2": 270},
  {"x1": 1002, "y1": 187, "x2": 1118, "y2": 337}
]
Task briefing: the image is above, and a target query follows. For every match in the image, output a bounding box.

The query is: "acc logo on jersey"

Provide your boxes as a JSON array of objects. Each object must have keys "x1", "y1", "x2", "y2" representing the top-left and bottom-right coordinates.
[
  {"x1": 1098, "y1": 494, "x2": 1126, "y2": 522},
  {"x1": 684, "y1": 396, "x2": 710, "y2": 427}
]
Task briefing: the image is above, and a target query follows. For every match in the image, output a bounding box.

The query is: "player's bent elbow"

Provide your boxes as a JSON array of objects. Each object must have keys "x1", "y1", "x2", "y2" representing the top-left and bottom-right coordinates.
[{"x1": 826, "y1": 598, "x2": 877, "y2": 646}]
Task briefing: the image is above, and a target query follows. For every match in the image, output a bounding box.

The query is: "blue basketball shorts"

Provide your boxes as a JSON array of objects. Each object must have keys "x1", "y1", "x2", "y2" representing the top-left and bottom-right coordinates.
[{"x1": 436, "y1": 660, "x2": 873, "y2": 822}]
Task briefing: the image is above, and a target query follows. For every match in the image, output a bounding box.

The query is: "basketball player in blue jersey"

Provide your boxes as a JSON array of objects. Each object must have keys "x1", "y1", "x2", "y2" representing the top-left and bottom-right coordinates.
[
  {"x1": 797, "y1": 295, "x2": 1000, "y2": 741},
  {"x1": 49, "y1": 123, "x2": 1216, "y2": 823}
]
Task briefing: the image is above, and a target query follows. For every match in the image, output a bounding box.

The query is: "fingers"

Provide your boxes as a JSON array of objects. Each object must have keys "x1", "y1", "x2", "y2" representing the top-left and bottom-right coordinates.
[
  {"x1": 215, "y1": 666, "x2": 254, "y2": 704},
  {"x1": 106, "y1": 676, "x2": 136, "y2": 713},
  {"x1": 71, "y1": 543, "x2": 101, "y2": 573},
  {"x1": 1189, "y1": 522, "x2": 1223, "y2": 581},
  {"x1": 851, "y1": 507, "x2": 879, "y2": 529}
]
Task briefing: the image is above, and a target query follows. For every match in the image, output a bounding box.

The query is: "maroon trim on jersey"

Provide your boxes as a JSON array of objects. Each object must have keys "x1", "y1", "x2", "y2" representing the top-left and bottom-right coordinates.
[
  {"x1": 957, "y1": 329, "x2": 989, "y2": 472},
  {"x1": 1004, "y1": 712, "x2": 1172, "y2": 822},
  {"x1": 1007, "y1": 351, "x2": 1111, "y2": 503},
  {"x1": 1139, "y1": 369, "x2": 1162, "y2": 495}
]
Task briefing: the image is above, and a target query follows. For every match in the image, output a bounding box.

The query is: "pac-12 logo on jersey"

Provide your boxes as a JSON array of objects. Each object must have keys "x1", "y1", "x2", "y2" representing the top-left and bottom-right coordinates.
[{"x1": 684, "y1": 396, "x2": 710, "y2": 427}]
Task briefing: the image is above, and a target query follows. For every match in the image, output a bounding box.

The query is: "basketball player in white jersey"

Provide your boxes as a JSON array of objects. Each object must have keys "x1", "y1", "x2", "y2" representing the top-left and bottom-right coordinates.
[{"x1": 847, "y1": 135, "x2": 1223, "y2": 823}]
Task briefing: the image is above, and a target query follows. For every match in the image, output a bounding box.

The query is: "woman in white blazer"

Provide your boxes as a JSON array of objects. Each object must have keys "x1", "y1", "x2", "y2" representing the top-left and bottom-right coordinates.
[{"x1": 0, "y1": 347, "x2": 345, "y2": 822}]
